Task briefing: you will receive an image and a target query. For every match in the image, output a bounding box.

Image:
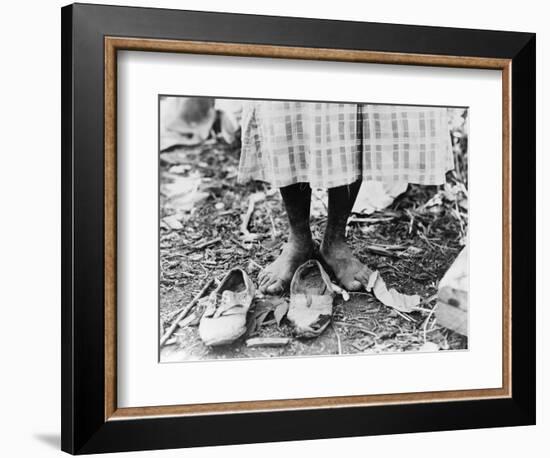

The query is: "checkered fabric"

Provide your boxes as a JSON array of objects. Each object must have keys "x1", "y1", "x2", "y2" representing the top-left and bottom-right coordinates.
[{"x1": 238, "y1": 101, "x2": 454, "y2": 189}]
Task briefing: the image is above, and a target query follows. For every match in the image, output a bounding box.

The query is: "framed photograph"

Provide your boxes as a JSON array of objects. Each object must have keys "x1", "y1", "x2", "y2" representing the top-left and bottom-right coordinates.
[{"x1": 61, "y1": 3, "x2": 536, "y2": 454}]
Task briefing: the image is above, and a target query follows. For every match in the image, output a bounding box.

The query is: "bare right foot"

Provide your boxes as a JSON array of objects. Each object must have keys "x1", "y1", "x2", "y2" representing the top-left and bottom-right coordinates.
[
  {"x1": 258, "y1": 239, "x2": 313, "y2": 295},
  {"x1": 320, "y1": 240, "x2": 373, "y2": 292}
]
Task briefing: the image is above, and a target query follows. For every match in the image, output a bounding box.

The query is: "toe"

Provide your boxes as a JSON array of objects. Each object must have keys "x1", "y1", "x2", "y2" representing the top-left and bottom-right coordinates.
[
  {"x1": 344, "y1": 278, "x2": 363, "y2": 291},
  {"x1": 259, "y1": 268, "x2": 269, "y2": 281},
  {"x1": 265, "y1": 280, "x2": 285, "y2": 295},
  {"x1": 259, "y1": 271, "x2": 273, "y2": 287},
  {"x1": 354, "y1": 270, "x2": 370, "y2": 286},
  {"x1": 259, "y1": 276, "x2": 274, "y2": 292},
  {"x1": 260, "y1": 273, "x2": 285, "y2": 293},
  {"x1": 360, "y1": 265, "x2": 373, "y2": 278}
]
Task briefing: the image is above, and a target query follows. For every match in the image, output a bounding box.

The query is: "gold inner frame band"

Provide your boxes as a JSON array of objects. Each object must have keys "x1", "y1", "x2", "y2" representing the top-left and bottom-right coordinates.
[{"x1": 104, "y1": 36, "x2": 512, "y2": 421}]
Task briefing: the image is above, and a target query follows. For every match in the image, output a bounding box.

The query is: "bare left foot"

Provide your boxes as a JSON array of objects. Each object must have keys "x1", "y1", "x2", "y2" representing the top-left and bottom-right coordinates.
[
  {"x1": 258, "y1": 238, "x2": 313, "y2": 295},
  {"x1": 319, "y1": 241, "x2": 372, "y2": 291}
]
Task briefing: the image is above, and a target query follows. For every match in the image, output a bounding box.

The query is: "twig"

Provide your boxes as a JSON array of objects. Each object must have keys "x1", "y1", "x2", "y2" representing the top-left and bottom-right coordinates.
[
  {"x1": 245, "y1": 337, "x2": 290, "y2": 348},
  {"x1": 161, "y1": 278, "x2": 215, "y2": 346},
  {"x1": 249, "y1": 259, "x2": 264, "y2": 271},
  {"x1": 240, "y1": 192, "x2": 265, "y2": 240},
  {"x1": 331, "y1": 322, "x2": 343, "y2": 355},
  {"x1": 420, "y1": 293, "x2": 438, "y2": 305},
  {"x1": 217, "y1": 209, "x2": 237, "y2": 217},
  {"x1": 413, "y1": 295, "x2": 438, "y2": 314},
  {"x1": 370, "y1": 243, "x2": 407, "y2": 250},
  {"x1": 412, "y1": 306, "x2": 434, "y2": 314},
  {"x1": 334, "y1": 321, "x2": 378, "y2": 337},
  {"x1": 188, "y1": 237, "x2": 221, "y2": 251},
  {"x1": 348, "y1": 216, "x2": 395, "y2": 224},
  {"x1": 393, "y1": 308, "x2": 417, "y2": 323},
  {"x1": 230, "y1": 236, "x2": 250, "y2": 251},
  {"x1": 267, "y1": 212, "x2": 278, "y2": 240},
  {"x1": 406, "y1": 209, "x2": 415, "y2": 235},
  {"x1": 312, "y1": 189, "x2": 328, "y2": 213},
  {"x1": 165, "y1": 278, "x2": 215, "y2": 321},
  {"x1": 422, "y1": 304, "x2": 438, "y2": 343},
  {"x1": 418, "y1": 232, "x2": 435, "y2": 249},
  {"x1": 454, "y1": 198, "x2": 466, "y2": 240},
  {"x1": 262, "y1": 192, "x2": 279, "y2": 241},
  {"x1": 363, "y1": 245, "x2": 402, "y2": 258}
]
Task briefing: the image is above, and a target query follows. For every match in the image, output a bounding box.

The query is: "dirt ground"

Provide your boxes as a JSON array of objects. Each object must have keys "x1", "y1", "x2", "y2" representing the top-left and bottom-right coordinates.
[{"x1": 159, "y1": 124, "x2": 469, "y2": 362}]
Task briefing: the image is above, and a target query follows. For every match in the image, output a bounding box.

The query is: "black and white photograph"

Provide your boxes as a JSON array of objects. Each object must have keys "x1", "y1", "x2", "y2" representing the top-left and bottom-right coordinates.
[
  {"x1": 0, "y1": 0, "x2": 542, "y2": 456},
  {"x1": 159, "y1": 96, "x2": 469, "y2": 362}
]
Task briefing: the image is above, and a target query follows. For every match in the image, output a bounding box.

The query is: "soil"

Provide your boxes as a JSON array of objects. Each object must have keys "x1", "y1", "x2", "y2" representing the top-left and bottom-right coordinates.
[{"x1": 159, "y1": 134, "x2": 468, "y2": 362}]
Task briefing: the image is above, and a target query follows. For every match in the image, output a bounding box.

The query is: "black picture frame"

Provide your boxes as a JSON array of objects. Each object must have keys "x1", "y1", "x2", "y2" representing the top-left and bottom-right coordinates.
[{"x1": 61, "y1": 3, "x2": 536, "y2": 454}]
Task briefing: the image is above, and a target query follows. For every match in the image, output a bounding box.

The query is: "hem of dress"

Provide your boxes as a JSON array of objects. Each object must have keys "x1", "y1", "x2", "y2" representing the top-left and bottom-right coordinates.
[{"x1": 237, "y1": 170, "x2": 452, "y2": 189}]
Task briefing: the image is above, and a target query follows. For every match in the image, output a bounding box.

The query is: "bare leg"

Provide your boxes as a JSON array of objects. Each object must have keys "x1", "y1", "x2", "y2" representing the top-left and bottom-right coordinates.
[
  {"x1": 320, "y1": 180, "x2": 372, "y2": 291},
  {"x1": 259, "y1": 183, "x2": 314, "y2": 294}
]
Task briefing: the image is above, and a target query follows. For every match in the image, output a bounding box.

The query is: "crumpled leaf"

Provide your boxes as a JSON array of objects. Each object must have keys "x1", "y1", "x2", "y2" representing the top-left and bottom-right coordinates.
[
  {"x1": 162, "y1": 175, "x2": 210, "y2": 212},
  {"x1": 161, "y1": 176, "x2": 201, "y2": 198},
  {"x1": 367, "y1": 271, "x2": 421, "y2": 313},
  {"x1": 352, "y1": 180, "x2": 408, "y2": 215}
]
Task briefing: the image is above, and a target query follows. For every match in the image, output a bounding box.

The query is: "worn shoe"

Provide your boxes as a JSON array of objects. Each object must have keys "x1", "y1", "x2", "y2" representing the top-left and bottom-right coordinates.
[
  {"x1": 199, "y1": 268, "x2": 255, "y2": 346},
  {"x1": 287, "y1": 260, "x2": 335, "y2": 338}
]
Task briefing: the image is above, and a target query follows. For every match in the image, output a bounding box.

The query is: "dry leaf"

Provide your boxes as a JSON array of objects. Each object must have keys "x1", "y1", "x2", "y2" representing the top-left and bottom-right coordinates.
[
  {"x1": 368, "y1": 271, "x2": 421, "y2": 313},
  {"x1": 162, "y1": 215, "x2": 183, "y2": 230},
  {"x1": 161, "y1": 176, "x2": 200, "y2": 196},
  {"x1": 254, "y1": 310, "x2": 270, "y2": 329},
  {"x1": 352, "y1": 180, "x2": 407, "y2": 215},
  {"x1": 274, "y1": 301, "x2": 289, "y2": 326},
  {"x1": 252, "y1": 297, "x2": 288, "y2": 328},
  {"x1": 418, "y1": 341, "x2": 440, "y2": 352},
  {"x1": 162, "y1": 176, "x2": 210, "y2": 212},
  {"x1": 169, "y1": 164, "x2": 192, "y2": 174}
]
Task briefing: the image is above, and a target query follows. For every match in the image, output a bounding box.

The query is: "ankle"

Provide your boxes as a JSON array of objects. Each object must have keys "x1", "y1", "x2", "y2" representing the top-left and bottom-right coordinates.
[
  {"x1": 320, "y1": 236, "x2": 347, "y2": 254},
  {"x1": 288, "y1": 231, "x2": 313, "y2": 252}
]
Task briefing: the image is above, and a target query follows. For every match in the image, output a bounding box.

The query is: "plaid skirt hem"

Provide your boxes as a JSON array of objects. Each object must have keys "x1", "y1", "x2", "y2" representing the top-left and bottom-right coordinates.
[
  {"x1": 237, "y1": 168, "x2": 453, "y2": 189},
  {"x1": 238, "y1": 101, "x2": 454, "y2": 189}
]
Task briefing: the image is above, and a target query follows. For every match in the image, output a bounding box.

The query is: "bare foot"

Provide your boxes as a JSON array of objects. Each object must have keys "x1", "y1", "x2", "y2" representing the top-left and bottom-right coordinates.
[
  {"x1": 319, "y1": 241, "x2": 372, "y2": 291},
  {"x1": 259, "y1": 239, "x2": 313, "y2": 295}
]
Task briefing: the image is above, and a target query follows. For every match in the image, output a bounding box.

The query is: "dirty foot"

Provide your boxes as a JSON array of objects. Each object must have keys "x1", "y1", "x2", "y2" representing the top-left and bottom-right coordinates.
[
  {"x1": 319, "y1": 241, "x2": 372, "y2": 291},
  {"x1": 259, "y1": 240, "x2": 313, "y2": 295}
]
